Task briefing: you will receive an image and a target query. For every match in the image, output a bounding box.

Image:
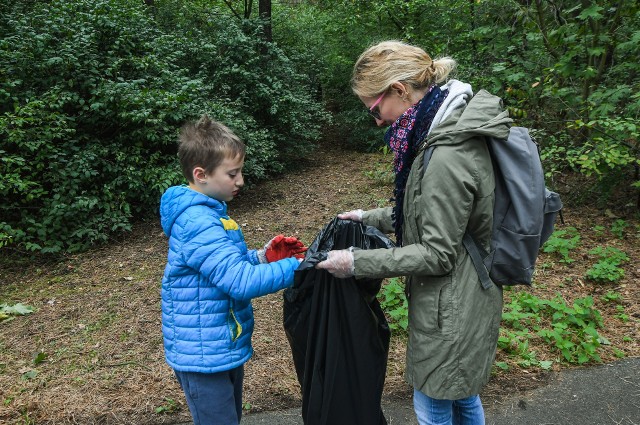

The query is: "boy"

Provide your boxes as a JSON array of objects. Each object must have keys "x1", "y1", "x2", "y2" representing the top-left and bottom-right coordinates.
[{"x1": 160, "y1": 115, "x2": 305, "y2": 425}]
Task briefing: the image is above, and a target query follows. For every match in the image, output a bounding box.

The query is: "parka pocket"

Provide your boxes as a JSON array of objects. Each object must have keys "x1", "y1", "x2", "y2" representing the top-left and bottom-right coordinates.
[
  {"x1": 227, "y1": 308, "x2": 243, "y2": 343},
  {"x1": 408, "y1": 276, "x2": 454, "y2": 340}
]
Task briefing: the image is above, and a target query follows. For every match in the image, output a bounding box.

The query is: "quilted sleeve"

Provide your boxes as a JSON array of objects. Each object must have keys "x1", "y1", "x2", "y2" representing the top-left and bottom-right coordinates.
[{"x1": 180, "y1": 209, "x2": 298, "y2": 301}]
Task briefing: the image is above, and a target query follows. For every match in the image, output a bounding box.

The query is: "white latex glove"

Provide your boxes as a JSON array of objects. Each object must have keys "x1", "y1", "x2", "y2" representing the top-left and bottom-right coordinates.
[
  {"x1": 338, "y1": 209, "x2": 364, "y2": 222},
  {"x1": 315, "y1": 248, "x2": 355, "y2": 278},
  {"x1": 256, "y1": 234, "x2": 279, "y2": 264}
]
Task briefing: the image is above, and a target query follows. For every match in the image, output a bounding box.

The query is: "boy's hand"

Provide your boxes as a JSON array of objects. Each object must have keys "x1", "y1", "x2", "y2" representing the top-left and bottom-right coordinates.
[
  {"x1": 315, "y1": 248, "x2": 355, "y2": 278},
  {"x1": 260, "y1": 235, "x2": 307, "y2": 263}
]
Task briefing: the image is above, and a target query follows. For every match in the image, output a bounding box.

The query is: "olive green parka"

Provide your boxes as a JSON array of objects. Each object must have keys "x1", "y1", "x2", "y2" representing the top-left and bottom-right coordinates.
[{"x1": 353, "y1": 86, "x2": 512, "y2": 400}]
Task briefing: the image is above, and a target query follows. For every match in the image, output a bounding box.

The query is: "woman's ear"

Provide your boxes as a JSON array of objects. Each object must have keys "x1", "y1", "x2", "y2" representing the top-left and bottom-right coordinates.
[{"x1": 390, "y1": 81, "x2": 408, "y2": 97}]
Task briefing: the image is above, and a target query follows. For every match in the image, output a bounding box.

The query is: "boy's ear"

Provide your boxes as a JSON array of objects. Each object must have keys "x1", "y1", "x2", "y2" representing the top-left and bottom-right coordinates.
[{"x1": 192, "y1": 167, "x2": 207, "y2": 184}]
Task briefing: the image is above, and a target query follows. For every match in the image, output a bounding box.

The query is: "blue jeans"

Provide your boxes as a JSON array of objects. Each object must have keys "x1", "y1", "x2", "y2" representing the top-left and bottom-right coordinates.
[
  {"x1": 174, "y1": 366, "x2": 244, "y2": 425},
  {"x1": 413, "y1": 389, "x2": 485, "y2": 425}
]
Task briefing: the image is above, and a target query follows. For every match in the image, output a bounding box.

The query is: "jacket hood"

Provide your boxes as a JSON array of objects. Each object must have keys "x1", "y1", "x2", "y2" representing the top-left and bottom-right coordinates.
[
  {"x1": 160, "y1": 185, "x2": 227, "y2": 236},
  {"x1": 426, "y1": 82, "x2": 512, "y2": 149}
]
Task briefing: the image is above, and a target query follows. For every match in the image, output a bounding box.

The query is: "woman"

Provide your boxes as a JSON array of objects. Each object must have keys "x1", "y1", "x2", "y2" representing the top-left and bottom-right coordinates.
[{"x1": 316, "y1": 41, "x2": 512, "y2": 425}]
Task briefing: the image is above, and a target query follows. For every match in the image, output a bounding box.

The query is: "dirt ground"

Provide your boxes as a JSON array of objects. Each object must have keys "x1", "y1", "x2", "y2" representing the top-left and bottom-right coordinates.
[{"x1": 0, "y1": 141, "x2": 638, "y2": 424}]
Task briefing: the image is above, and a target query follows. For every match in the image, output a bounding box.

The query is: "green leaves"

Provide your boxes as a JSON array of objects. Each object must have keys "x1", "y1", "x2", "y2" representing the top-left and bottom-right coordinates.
[
  {"x1": 0, "y1": 0, "x2": 326, "y2": 254},
  {"x1": 154, "y1": 398, "x2": 179, "y2": 414},
  {"x1": 0, "y1": 303, "x2": 34, "y2": 322},
  {"x1": 586, "y1": 246, "x2": 628, "y2": 283},
  {"x1": 543, "y1": 228, "x2": 581, "y2": 263},
  {"x1": 377, "y1": 278, "x2": 408, "y2": 332},
  {"x1": 465, "y1": 0, "x2": 640, "y2": 203},
  {"x1": 33, "y1": 352, "x2": 47, "y2": 366},
  {"x1": 501, "y1": 292, "x2": 605, "y2": 366},
  {"x1": 577, "y1": 4, "x2": 604, "y2": 21}
]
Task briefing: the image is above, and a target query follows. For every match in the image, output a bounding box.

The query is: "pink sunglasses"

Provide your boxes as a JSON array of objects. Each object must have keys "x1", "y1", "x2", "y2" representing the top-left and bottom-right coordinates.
[{"x1": 368, "y1": 91, "x2": 386, "y2": 120}]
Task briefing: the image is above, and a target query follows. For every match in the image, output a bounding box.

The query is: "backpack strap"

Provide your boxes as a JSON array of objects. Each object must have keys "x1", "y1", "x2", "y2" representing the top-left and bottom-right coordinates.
[
  {"x1": 422, "y1": 144, "x2": 494, "y2": 290},
  {"x1": 462, "y1": 233, "x2": 493, "y2": 290},
  {"x1": 422, "y1": 144, "x2": 436, "y2": 170}
]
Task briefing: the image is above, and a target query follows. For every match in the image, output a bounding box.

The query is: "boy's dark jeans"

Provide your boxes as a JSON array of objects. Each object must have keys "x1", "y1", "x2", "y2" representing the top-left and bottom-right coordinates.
[{"x1": 174, "y1": 365, "x2": 244, "y2": 425}]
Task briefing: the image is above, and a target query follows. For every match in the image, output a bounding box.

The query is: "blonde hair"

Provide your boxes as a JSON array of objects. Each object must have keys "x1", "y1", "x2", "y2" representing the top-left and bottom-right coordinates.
[
  {"x1": 351, "y1": 40, "x2": 457, "y2": 98},
  {"x1": 177, "y1": 115, "x2": 245, "y2": 183}
]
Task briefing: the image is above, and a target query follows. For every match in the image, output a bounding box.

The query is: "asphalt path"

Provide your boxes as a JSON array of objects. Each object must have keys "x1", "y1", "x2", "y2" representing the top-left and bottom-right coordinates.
[{"x1": 230, "y1": 357, "x2": 640, "y2": 425}]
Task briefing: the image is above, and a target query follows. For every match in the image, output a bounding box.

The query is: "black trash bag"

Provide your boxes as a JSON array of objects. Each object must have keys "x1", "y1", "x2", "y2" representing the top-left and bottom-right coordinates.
[{"x1": 283, "y1": 217, "x2": 394, "y2": 425}]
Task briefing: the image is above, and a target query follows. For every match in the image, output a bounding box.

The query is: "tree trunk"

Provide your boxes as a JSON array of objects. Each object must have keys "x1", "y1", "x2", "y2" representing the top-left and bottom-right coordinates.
[
  {"x1": 259, "y1": 0, "x2": 272, "y2": 42},
  {"x1": 469, "y1": 0, "x2": 477, "y2": 56}
]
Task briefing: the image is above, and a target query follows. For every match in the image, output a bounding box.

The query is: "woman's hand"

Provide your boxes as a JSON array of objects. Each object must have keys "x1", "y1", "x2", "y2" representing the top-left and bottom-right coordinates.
[
  {"x1": 315, "y1": 249, "x2": 355, "y2": 278},
  {"x1": 338, "y1": 209, "x2": 364, "y2": 222}
]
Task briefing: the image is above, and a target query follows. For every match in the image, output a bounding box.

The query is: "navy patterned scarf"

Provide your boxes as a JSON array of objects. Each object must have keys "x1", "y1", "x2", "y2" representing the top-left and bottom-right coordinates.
[{"x1": 385, "y1": 85, "x2": 448, "y2": 246}]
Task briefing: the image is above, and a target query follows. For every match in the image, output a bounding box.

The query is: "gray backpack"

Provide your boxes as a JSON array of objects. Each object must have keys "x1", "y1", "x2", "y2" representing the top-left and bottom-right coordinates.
[{"x1": 423, "y1": 127, "x2": 563, "y2": 288}]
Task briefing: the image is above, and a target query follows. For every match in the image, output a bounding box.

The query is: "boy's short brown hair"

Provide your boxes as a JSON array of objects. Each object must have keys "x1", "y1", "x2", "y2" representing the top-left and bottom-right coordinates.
[{"x1": 178, "y1": 115, "x2": 246, "y2": 183}]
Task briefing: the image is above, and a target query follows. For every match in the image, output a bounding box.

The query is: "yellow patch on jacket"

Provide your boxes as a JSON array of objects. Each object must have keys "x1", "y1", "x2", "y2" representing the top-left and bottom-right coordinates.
[
  {"x1": 220, "y1": 218, "x2": 239, "y2": 231},
  {"x1": 229, "y1": 308, "x2": 243, "y2": 342}
]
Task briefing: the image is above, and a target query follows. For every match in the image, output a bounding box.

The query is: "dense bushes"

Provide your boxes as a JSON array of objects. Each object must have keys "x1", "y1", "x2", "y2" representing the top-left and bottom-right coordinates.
[
  {"x1": 469, "y1": 1, "x2": 640, "y2": 201},
  {"x1": 276, "y1": 0, "x2": 639, "y2": 203},
  {"x1": 1, "y1": 0, "x2": 638, "y2": 254},
  {"x1": 0, "y1": 0, "x2": 328, "y2": 253}
]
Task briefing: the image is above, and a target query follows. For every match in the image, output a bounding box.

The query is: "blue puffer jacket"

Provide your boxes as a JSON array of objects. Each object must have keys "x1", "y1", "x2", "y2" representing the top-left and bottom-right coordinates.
[{"x1": 160, "y1": 185, "x2": 299, "y2": 373}]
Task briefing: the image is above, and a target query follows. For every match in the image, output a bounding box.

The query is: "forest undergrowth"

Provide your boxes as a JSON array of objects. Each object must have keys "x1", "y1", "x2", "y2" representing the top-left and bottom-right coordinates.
[{"x1": 0, "y1": 140, "x2": 638, "y2": 424}]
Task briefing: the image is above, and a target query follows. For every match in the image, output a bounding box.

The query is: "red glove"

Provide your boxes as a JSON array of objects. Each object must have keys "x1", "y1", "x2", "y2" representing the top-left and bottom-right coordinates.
[{"x1": 261, "y1": 235, "x2": 308, "y2": 263}]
